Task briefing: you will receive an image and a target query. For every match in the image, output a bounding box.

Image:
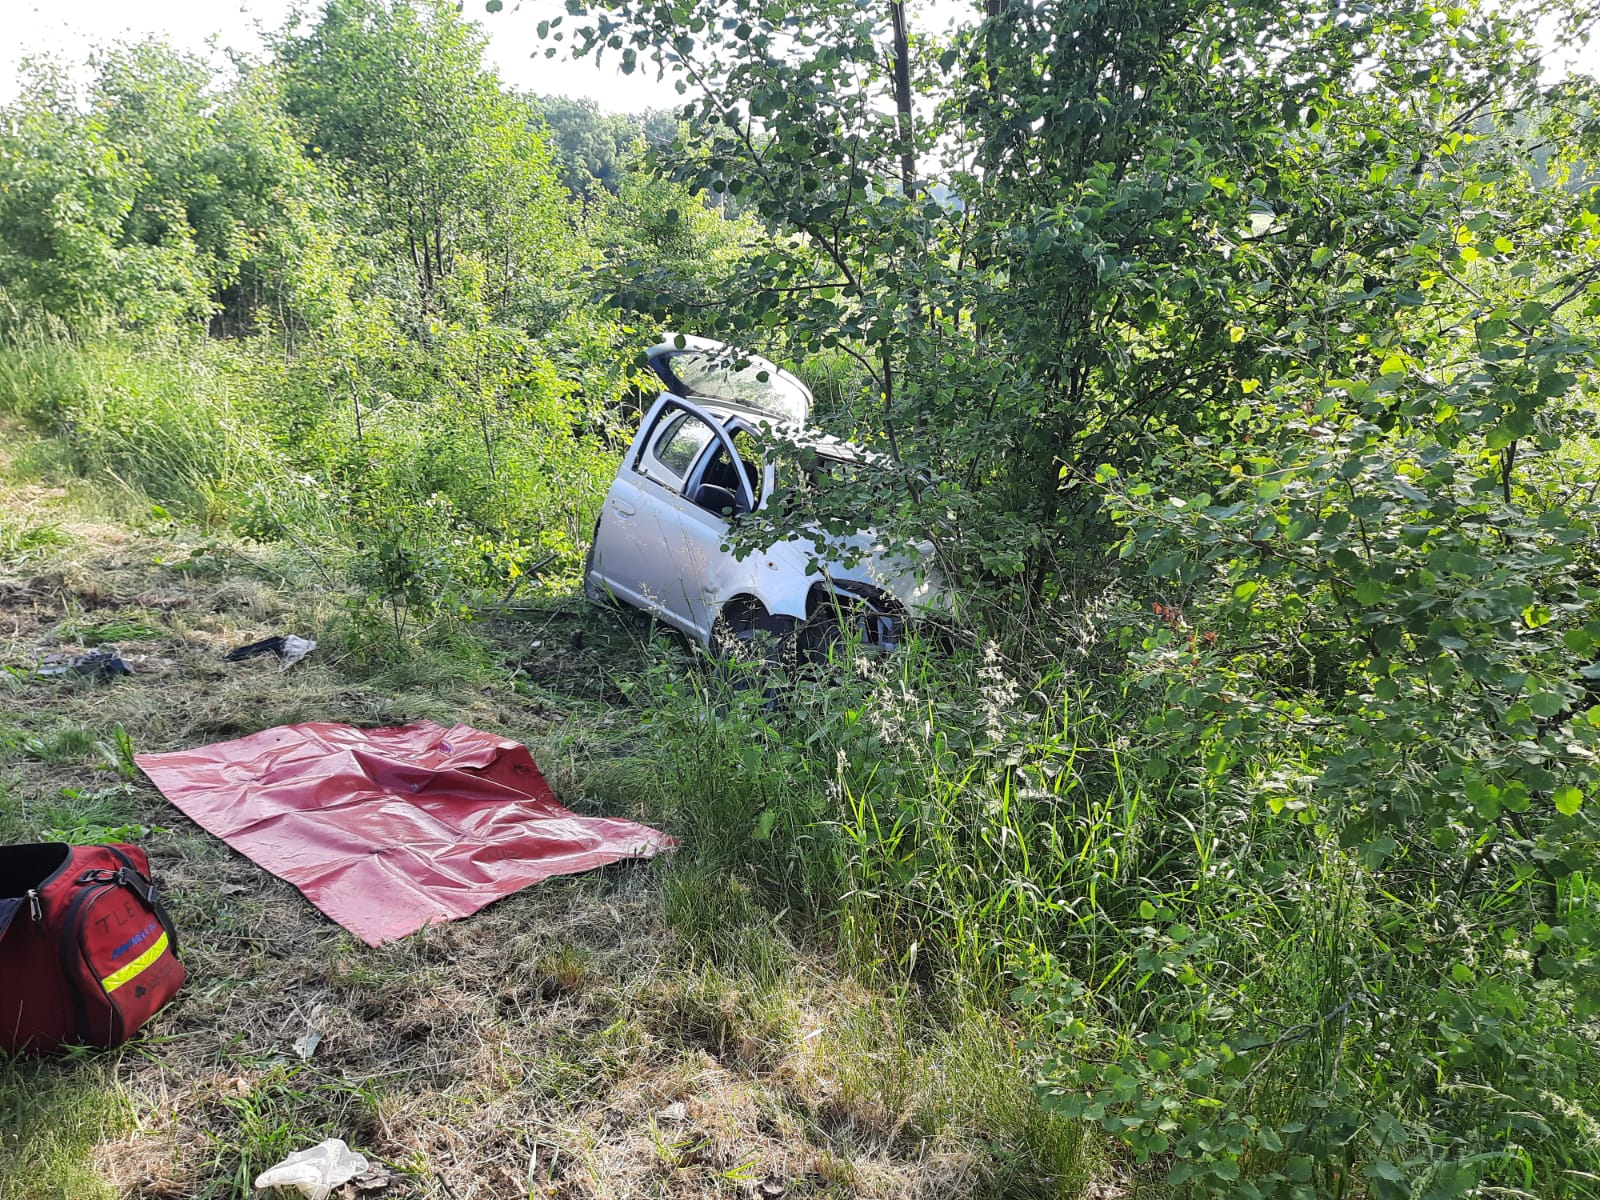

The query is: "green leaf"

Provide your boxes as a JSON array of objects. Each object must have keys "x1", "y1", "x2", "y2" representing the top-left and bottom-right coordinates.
[
  {"x1": 1554, "y1": 786, "x2": 1583, "y2": 817},
  {"x1": 1367, "y1": 1159, "x2": 1405, "y2": 1183},
  {"x1": 1362, "y1": 835, "x2": 1397, "y2": 868},
  {"x1": 1529, "y1": 691, "x2": 1565, "y2": 718}
]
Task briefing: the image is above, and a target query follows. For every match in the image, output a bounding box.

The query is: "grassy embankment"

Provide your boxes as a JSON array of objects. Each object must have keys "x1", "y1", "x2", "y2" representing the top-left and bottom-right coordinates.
[{"x1": 0, "y1": 335, "x2": 1103, "y2": 1199}]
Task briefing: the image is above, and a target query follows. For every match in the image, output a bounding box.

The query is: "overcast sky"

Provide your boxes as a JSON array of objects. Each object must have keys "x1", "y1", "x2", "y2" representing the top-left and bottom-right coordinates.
[
  {"x1": 1, "y1": 0, "x2": 1594, "y2": 114},
  {"x1": 0, "y1": 0, "x2": 687, "y2": 111}
]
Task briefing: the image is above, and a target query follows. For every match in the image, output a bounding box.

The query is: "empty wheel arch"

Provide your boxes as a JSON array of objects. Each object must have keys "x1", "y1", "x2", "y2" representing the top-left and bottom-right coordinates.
[
  {"x1": 799, "y1": 582, "x2": 905, "y2": 661},
  {"x1": 711, "y1": 595, "x2": 800, "y2": 668}
]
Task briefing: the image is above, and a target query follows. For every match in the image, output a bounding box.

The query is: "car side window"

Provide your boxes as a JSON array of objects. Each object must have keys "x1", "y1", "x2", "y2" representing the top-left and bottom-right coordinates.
[{"x1": 640, "y1": 407, "x2": 715, "y2": 491}]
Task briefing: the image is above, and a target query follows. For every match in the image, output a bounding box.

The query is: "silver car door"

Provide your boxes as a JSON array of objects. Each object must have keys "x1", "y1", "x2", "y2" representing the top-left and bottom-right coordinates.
[
  {"x1": 668, "y1": 419, "x2": 764, "y2": 640},
  {"x1": 598, "y1": 400, "x2": 749, "y2": 636},
  {"x1": 590, "y1": 399, "x2": 674, "y2": 611}
]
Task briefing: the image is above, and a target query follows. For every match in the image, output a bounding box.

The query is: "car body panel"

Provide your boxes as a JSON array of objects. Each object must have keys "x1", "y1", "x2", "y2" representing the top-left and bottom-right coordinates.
[{"x1": 590, "y1": 396, "x2": 758, "y2": 640}]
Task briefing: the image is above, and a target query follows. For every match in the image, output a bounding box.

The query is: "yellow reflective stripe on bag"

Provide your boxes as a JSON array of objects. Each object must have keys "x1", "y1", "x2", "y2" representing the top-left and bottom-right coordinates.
[{"x1": 101, "y1": 931, "x2": 169, "y2": 994}]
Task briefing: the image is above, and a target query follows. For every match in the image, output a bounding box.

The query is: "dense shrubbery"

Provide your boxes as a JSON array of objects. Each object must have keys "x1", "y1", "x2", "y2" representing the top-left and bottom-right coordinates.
[
  {"x1": 559, "y1": 0, "x2": 1600, "y2": 1189},
  {"x1": 0, "y1": 318, "x2": 622, "y2": 648},
  {"x1": 2, "y1": 0, "x2": 1598, "y2": 1193},
  {"x1": 0, "y1": 2, "x2": 741, "y2": 655}
]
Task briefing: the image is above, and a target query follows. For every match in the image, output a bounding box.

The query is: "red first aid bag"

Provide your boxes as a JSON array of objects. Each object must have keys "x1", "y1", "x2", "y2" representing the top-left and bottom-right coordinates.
[{"x1": 0, "y1": 842, "x2": 185, "y2": 1053}]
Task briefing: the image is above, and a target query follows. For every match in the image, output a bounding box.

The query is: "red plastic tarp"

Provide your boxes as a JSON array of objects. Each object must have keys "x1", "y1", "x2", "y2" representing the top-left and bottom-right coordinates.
[{"x1": 135, "y1": 720, "x2": 675, "y2": 946}]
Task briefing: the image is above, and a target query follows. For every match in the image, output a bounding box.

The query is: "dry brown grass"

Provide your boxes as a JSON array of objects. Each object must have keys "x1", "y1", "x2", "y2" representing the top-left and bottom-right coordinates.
[{"x1": 0, "y1": 441, "x2": 1091, "y2": 1200}]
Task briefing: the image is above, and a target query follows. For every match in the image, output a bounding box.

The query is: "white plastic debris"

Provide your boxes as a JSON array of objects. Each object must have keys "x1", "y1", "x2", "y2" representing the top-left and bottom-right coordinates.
[
  {"x1": 252, "y1": 1138, "x2": 368, "y2": 1199},
  {"x1": 279, "y1": 635, "x2": 317, "y2": 672},
  {"x1": 291, "y1": 1027, "x2": 322, "y2": 1061}
]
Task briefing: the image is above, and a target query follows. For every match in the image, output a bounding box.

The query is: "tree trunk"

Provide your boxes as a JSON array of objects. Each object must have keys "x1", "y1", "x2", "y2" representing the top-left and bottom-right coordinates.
[{"x1": 889, "y1": 2, "x2": 917, "y2": 200}]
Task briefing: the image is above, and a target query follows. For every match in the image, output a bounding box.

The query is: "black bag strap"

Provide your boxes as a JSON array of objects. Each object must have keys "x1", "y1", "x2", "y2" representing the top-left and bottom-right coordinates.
[{"x1": 105, "y1": 847, "x2": 181, "y2": 961}]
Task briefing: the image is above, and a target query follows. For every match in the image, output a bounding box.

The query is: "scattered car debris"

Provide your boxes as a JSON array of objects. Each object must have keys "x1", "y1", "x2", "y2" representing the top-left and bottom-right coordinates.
[
  {"x1": 36, "y1": 647, "x2": 133, "y2": 680},
  {"x1": 224, "y1": 635, "x2": 287, "y2": 662},
  {"x1": 225, "y1": 633, "x2": 318, "y2": 672},
  {"x1": 279, "y1": 634, "x2": 317, "y2": 671},
  {"x1": 343, "y1": 1165, "x2": 392, "y2": 1196},
  {"x1": 252, "y1": 1137, "x2": 368, "y2": 1199}
]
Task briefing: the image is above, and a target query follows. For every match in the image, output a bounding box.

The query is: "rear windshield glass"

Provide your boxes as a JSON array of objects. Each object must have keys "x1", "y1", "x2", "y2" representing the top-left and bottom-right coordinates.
[{"x1": 654, "y1": 350, "x2": 809, "y2": 422}]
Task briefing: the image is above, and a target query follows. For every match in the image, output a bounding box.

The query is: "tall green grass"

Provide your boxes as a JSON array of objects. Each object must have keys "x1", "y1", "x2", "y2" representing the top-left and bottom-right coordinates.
[
  {"x1": 628, "y1": 626, "x2": 1600, "y2": 1194},
  {"x1": 639, "y1": 644, "x2": 1154, "y2": 992},
  {"x1": 0, "y1": 325, "x2": 614, "y2": 656},
  {"x1": 0, "y1": 328, "x2": 271, "y2": 522}
]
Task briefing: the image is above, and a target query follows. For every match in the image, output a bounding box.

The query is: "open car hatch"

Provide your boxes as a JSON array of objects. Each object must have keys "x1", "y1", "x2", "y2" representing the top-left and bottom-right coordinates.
[{"x1": 647, "y1": 333, "x2": 811, "y2": 425}]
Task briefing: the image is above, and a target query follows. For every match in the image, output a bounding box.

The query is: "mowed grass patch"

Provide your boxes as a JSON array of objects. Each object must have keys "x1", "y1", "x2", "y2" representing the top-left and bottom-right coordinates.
[{"x1": 0, "y1": 517, "x2": 68, "y2": 571}]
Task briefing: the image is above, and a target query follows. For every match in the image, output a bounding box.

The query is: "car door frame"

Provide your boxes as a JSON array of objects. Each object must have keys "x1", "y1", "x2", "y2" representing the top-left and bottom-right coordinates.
[{"x1": 590, "y1": 395, "x2": 756, "y2": 640}]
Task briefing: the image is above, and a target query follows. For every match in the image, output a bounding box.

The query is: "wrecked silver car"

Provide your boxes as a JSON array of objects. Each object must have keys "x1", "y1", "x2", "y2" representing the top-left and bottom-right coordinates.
[{"x1": 584, "y1": 335, "x2": 943, "y2": 656}]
